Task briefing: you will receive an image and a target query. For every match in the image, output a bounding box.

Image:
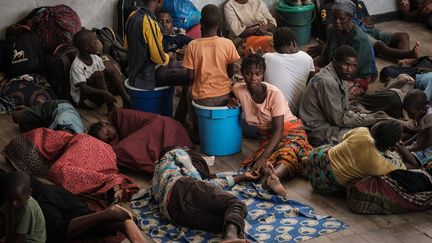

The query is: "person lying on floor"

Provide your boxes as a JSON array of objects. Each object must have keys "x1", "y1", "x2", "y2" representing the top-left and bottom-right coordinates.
[
  {"x1": 11, "y1": 99, "x2": 85, "y2": 133},
  {"x1": 0, "y1": 171, "x2": 46, "y2": 243},
  {"x1": 228, "y1": 54, "x2": 312, "y2": 198},
  {"x1": 299, "y1": 45, "x2": 388, "y2": 146},
  {"x1": 0, "y1": 171, "x2": 145, "y2": 243},
  {"x1": 2, "y1": 128, "x2": 138, "y2": 204},
  {"x1": 353, "y1": 74, "x2": 415, "y2": 119},
  {"x1": 402, "y1": 89, "x2": 432, "y2": 165},
  {"x1": 302, "y1": 120, "x2": 420, "y2": 196},
  {"x1": 88, "y1": 108, "x2": 193, "y2": 174},
  {"x1": 399, "y1": 0, "x2": 432, "y2": 29},
  {"x1": 153, "y1": 147, "x2": 259, "y2": 243},
  {"x1": 71, "y1": 29, "x2": 130, "y2": 112}
]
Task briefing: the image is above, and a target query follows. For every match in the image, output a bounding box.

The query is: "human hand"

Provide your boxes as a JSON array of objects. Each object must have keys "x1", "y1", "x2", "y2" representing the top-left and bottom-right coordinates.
[
  {"x1": 227, "y1": 97, "x2": 241, "y2": 109},
  {"x1": 104, "y1": 92, "x2": 117, "y2": 104},
  {"x1": 306, "y1": 38, "x2": 325, "y2": 57},
  {"x1": 241, "y1": 171, "x2": 261, "y2": 181},
  {"x1": 252, "y1": 158, "x2": 266, "y2": 173},
  {"x1": 421, "y1": 3, "x2": 432, "y2": 16},
  {"x1": 256, "y1": 25, "x2": 272, "y2": 36},
  {"x1": 373, "y1": 111, "x2": 391, "y2": 120}
]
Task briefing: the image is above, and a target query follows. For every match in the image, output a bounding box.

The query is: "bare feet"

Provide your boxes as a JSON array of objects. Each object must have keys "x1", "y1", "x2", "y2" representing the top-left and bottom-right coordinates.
[
  {"x1": 267, "y1": 174, "x2": 287, "y2": 199},
  {"x1": 104, "y1": 204, "x2": 133, "y2": 221},
  {"x1": 410, "y1": 41, "x2": 421, "y2": 59}
]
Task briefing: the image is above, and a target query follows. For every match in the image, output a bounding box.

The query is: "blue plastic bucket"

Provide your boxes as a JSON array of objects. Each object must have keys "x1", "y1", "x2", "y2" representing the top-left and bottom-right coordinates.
[
  {"x1": 193, "y1": 101, "x2": 242, "y2": 156},
  {"x1": 125, "y1": 79, "x2": 174, "y2": 117}
]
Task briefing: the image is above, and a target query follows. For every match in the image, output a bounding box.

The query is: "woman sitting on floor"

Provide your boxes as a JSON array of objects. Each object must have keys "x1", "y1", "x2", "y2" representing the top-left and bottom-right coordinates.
[
  {"x1": 88, "y1": 108, "x2": 193, "y2": 174},
  {"x1": 3, "y1": 127, "x2": 138, "y2": 203},
  {"x1": 303, "y1": 120, "x2": 420, "y2": 196},
  {"x1": 228, "y1": 54, "x2": 312, "y2": 198},
  {"x1": 224, "y1": 0, "x2": 277, "y2": 55}
]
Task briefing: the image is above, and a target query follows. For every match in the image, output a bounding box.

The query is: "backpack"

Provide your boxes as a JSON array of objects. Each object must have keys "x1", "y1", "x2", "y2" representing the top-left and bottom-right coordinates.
[
  {"x1": 93, "y1": 27, "x2": 128, "y2": 73},
  {"x1": 11, "y1": 5, "x2": 81, "y2": 54},
  {"x1": 45, "y1": 44, "x2": 78, "y2": 100},
  {"x1": 5, "y1": 25, "x2": 44, "y2": 78}
]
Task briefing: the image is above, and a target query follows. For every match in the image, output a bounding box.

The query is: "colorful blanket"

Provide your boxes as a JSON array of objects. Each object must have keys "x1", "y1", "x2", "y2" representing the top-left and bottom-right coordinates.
[{"x1": 131, "y1": 182, "x2": 348, "y2": 242}]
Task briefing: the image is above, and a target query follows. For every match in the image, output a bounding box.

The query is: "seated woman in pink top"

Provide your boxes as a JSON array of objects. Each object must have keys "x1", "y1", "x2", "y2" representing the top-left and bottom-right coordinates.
[{"x1": 228, "y1": 54, "x2": 312, "y2": 197}]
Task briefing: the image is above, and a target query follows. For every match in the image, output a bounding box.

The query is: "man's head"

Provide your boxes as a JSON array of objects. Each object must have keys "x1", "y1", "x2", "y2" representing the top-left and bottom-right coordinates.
[
  {"x1": 370, "y1": 120, "x2": 403, "y2": 152},
  {"x1": 200, "y1": 4, "x2": 222, "y2": 31},
  {"x1": 332, "y1": 0, "x2": 355, "y2": 31},
  {"x1": 273, "y1": 27, "x2": 297, "y2": 53},
  {"x1": 157, "y1": 9, "x2": 173, "y2": 36},
  {"x1": 73, "y1": 28, "x2": 99, "y2": 55},
  {"x1": 332, "y1": 45, "x2": 358, "y2": 80},
  {"x1": 143, "y1": 0, "x2": 164, "y2": 13},
  {"x1": 88, "y1": 121, "x2": 118, "y2": 143},
  {"x1": 403, "y1": 89, "x2": 428, "y2": 120},
  {"x1": 4, "y1": 171, "x2": 32, "y2": 210}
]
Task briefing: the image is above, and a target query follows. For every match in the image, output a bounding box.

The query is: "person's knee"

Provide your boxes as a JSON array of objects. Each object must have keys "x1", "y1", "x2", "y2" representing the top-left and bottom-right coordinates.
[
  {"x1": 88, "y1": 71, "x2": 105, "y2": 86},
  {"x1": 373, "y1": 40, "x2": 387, "y2": 51},
  {"x1": 392, "y1": 32, "x2": 409, "y2": 42}
]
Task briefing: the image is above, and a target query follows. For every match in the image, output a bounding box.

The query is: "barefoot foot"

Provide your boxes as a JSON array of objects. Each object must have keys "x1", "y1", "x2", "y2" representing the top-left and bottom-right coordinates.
[
  {"x1": 409, "y1": 41, "x2": 420, "y2": 59},
  {"x1": 267, "y1": 175, "x2": 287, "y2": 198}
]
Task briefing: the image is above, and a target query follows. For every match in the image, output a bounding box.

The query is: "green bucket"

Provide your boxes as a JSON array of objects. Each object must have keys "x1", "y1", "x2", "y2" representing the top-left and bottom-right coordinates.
[{"x1": 276, "y1": 0, "x2": 316, "y2": 46}]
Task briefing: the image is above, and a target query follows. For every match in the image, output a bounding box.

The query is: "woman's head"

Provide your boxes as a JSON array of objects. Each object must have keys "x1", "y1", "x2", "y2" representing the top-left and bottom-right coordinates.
[
  {"x1": 332, "y1": 0, "x2": 355, "y2": 31},
  {"x1": 241, "y1": 53, "x2": 266, "y2": 87},
  {"x1": 370, "y1": 120, "x2": 403, "y2": 151},
  {"x1": 273, "y1": 27, "x2": 297, "y2": 52},
  {"x1": 403, "y1": 89, "x2": 428, "y2": 120}
]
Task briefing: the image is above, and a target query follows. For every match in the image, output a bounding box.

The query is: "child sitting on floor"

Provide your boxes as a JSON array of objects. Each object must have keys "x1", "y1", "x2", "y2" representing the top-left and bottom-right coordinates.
[
  {"x1": 12, "y1": 100, "x2": 84, "y2": 133},
  {"x1": 70, "y1": 29, "x2": 126, "y2": 112},
  {"x1": 0, "y1": 171, "x2": 46, "y2": 243},
  {"x1": 182, "y1": 4, "x2": 240, "y2": 139},
  {"x1": 228, "y1": 54, "x2": 312, "y2": 198},
  {"x1": 403, "y1": 89, "x2": 432, "y2": 164}
]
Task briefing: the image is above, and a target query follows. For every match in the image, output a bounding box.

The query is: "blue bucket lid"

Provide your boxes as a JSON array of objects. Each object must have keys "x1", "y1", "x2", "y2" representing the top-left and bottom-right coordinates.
[{"x1": 276, "y1": 0, "x2": 315, "y2": 12}]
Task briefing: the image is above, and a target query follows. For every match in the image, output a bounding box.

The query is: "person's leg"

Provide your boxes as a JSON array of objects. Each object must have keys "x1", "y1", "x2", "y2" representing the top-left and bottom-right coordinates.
[
  {"x1": 167, "y1": 177, "x2": 247, "y2": 239},
  {"x1": 388, "y1": 32, "x2": 410, "y2": 50},
  {"x1": 66, "y1": 204, "x2": 132, "y2": 238},
  {"x1": 173, "y1": 84, "x2": 189, "y2": 123},
  {"x1": 84, "y1": 71, "x2": 115, "y2": 111},
  {"x1": 373, "y1": 40, "x2": 420, "y2": 61},
  {"x1": 103, "y1": 58, "x2": 130, "y2": 107},
  {"x1": 427, "y1": 15, "x2": 432, "y2": 29},
  {"x1": 260, "y1": 163, "x2": 288, "y2": 198},
  {"x1": 100, "y1": 219, "x2": 146, "y2": 243}
]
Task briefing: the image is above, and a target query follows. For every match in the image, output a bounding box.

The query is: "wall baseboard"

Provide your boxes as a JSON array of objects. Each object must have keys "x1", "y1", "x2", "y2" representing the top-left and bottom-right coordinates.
[{"x1": 372, "y1": 11, "x2": 400, "y2": 23}]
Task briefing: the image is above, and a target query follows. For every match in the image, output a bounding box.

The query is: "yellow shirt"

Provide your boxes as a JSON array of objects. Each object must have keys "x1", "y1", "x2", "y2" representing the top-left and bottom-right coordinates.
[{"x1": 328, "y1": 127, "x2": 406, "y2": 186}]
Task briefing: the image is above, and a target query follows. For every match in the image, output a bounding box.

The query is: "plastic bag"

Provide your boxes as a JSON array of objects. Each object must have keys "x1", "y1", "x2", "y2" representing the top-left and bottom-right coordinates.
[{"x1": 163, "y1": 0, "x2": 201, "y2": 30}]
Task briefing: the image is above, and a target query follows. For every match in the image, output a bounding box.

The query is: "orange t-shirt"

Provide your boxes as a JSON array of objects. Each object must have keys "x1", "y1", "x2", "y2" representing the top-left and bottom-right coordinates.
[
  {"x1": 182, "y1": 36, "x2": 240, "y2": 100},
  {"x1": 232, "y1": 82, "x2": 296, "y2": 129}
]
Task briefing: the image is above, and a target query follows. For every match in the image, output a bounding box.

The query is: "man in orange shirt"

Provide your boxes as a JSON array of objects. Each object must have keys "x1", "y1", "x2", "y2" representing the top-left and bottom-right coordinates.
[{"x1": 182, "y1": 4, "x2": 240, "y2": 142}]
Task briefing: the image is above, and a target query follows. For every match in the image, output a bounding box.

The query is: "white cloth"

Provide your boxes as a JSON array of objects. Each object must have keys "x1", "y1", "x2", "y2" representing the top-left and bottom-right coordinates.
[
  {"x1": 69, "y1": 54, "x2": 105, "y2": 104},
  {"x1": 224, "y1": 0, "x2": 277, "y2": 41},
  {"x1": 263, "y1": 51, "x2": 315, "y2": 115}
]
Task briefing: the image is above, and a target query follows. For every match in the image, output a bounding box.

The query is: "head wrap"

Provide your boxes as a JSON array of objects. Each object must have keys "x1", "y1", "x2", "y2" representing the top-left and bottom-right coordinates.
[{"x1": 332, "y1": 0, "x2": 356, "y2": 15}]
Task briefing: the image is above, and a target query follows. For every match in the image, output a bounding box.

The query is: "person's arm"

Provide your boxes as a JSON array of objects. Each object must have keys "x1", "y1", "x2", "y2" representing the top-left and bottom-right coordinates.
[
  {"x1": 316, "y1": 79, "x2": 376, "y2": 128},
  {"x1": 420, "y1": 1, "x2": 432, "y2": 16},
  {"x1": 252, "y1": 115, "x2": 284, "y2": 172},
  {"x1": 143, "y1": 15, "x2": 169, "y2": 65},
  {"x1": 224, "y1": 3, "x2": 254, "y2": 38},
  {"x1": 395, "y1": 142, "x2": 422, "y2": 169},
  {"x1": 239, "y1": 26, "x2": 260, "y2": 38},
  {"x1": 227, "y1": 63, "x2": 235, "y2": 78},
  {"x1": 186, "y1": 69, "x2": 194, "y2": 84},
  {"x1": 77, "y1": 82, "x2": 116, "y2": 104},
  {"x1": 0, "y1": 213, "x2": 4, "y2": 239},
  {"x1": 233, "y1": 171, "x2": 260, "y2": 183},
  {"x1": 407, "y1": 127, "x2": 432, "y2": 152}
]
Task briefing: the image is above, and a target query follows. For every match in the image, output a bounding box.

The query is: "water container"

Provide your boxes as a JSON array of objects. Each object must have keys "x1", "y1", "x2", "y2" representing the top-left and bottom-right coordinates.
[{"x1": 193, "y1": 101, "x2": 242, "y2": 156}]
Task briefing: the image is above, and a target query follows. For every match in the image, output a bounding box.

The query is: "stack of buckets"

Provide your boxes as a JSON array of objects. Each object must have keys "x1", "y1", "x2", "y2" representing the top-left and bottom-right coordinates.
[
  {"x1": 276, "y1": 0, "x2": 316, "y2": 46},
  {"x1": 193, "y1": 101, "x2": 242, "y2": 156},
  {"x1": 125, "y1": 79, "x2": 174, "y2": 117}
]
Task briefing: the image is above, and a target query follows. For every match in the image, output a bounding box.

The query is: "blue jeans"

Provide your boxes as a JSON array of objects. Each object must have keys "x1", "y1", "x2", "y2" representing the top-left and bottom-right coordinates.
[{"x1": 416, "y1": 72, "x2": 432, "y2": 103}]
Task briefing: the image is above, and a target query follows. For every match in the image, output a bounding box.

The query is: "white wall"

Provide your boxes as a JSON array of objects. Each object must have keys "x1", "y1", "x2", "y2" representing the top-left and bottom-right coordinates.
[{"x1": 0, "y1": 0, "x2": 398, "y2": 39}]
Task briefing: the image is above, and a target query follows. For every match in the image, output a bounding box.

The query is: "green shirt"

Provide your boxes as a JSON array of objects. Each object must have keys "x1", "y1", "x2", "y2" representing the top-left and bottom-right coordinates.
[
  {"x1": 322, "y1": 25, "x2": 374, "y2": 78},
  {"x1": 0, "y1": 197, "x2": 46, "y2": 243}
]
